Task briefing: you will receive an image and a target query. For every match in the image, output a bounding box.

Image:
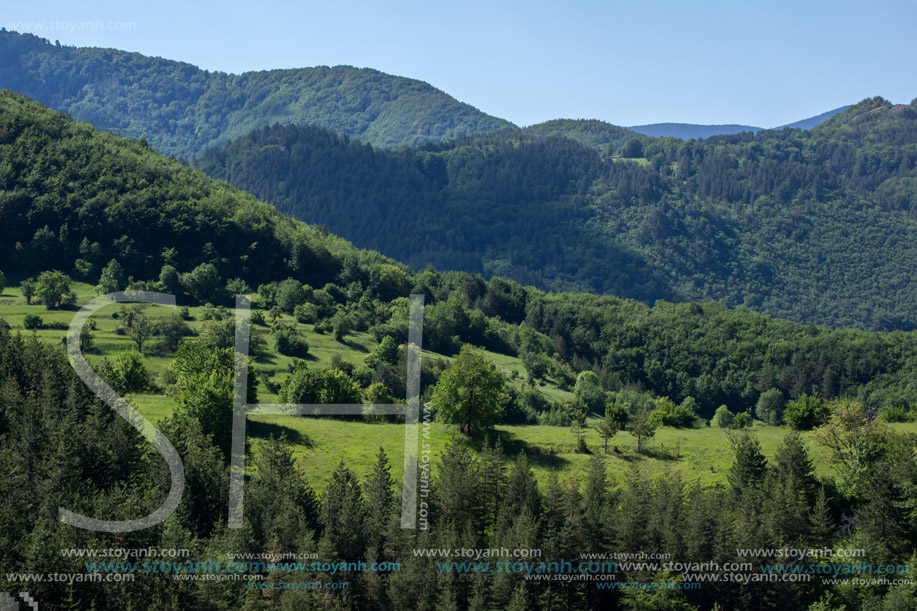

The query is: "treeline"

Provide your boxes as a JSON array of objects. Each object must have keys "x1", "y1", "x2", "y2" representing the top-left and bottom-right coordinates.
[
  {"x1": 1, "y1": 325, "x2": 915, "y2": 610},
  {"x1": 194, "y1": 98, "x2": 917, "y2": 331},
  {"x1": 0, "y1": 29, "x2": 512, "y2": 156}
]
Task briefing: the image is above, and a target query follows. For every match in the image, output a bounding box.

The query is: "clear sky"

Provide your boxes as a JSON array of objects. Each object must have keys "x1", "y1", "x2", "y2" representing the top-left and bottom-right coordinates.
[{"x1": 4, "y1": 0, "x2": 915, "y2": 127}]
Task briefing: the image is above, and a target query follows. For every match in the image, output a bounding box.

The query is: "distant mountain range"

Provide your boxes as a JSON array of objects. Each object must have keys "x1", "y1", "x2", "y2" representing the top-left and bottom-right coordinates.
[
  {"x1": 1, "y1": 28, "x2": 916, "y2": 331},
  {"x1": 628, "y1": 106, "x2": 849, "y2": 139}
]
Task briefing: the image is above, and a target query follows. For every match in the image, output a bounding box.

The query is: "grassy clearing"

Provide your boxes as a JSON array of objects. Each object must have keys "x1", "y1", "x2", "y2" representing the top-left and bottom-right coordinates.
[{"x1": 3, "y1": 285, "x2": 914, "y2": 491}]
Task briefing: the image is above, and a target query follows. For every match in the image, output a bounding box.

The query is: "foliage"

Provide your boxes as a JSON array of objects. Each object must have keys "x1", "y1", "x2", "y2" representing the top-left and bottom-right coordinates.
[
  {"x1": 98, "y1": 349, "x2": 153, "y2": 395},
  {"x1": 22, "y1": 313, "x2": 43, "y2": 330},
  {"x1": 430, "y1": 344, "x2": 506, "y2": 435},
  {"x1": 0, "y1": 30, "x2": 511, "y2": 156},
  {"x1": 648, "y1": 397, "x2": 697, "y2": 428},
  {"x1": 629, "y1": 409, "x2": 658, "y2": 453},
  {"x1": 97, "y1": 259, "x2": 124, "y2": 294},
  {"x1": 278, "y1": 362, "x2": 361, "y2": 405},
  {"x1": 35, "y1": 270, "x2": 75, "y2": 309},
  {"x1": 755, "y1": 388, "x2": 785, "y2": 426},
  {"x1": 272, "y1": 323, "x2": 310, "y2": 358},
  {"x1": 171, "y1": 341, "x2": 256, "y2": 456},
  {"x1": 712, "y1": 405, "x2": 735, "y2": 428},
  {"x1": 784, "y1": 394, "x2": 830, "y2": 430}
]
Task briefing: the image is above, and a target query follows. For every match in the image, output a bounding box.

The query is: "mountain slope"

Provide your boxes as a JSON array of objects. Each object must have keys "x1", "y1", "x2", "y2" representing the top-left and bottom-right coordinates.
[
  {"x1": 194, "y1": 97, "x2": 917, "y2": 331},
  {"x1": 0, "y1": 89, "x2": 398, "y2": 290},
  {"x1": 629, "y1": 122, "x2": 761, "y2": 139},
  {"x1": 629, "y1": 107, "x2": 849, "y2": 139},
  {"x1": 522, "y1": 119, "x2": 638, "y2": 151},
  {"x1": 0, "y1": 30, "x2": 513, "y2": 157},
  {"x1": 776, "y1": 105, "x2": 849, "y2": 130},
  {"x1": 5, "y1": 88, "x2": 917, "y2": 419}
]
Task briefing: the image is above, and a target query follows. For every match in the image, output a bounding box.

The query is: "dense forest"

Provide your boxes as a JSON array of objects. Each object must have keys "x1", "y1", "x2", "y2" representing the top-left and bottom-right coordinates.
[
  {"x1": 193, "y1": 98, "x2": 917, "y2": 331},
  {"x1": 1, "y1": 87, "x2": 916, "y2": 610},
  {"x1": 3, "y1": 90, "x2": 917, "y2": 417},
  {"x1": 0, "y1": 29, "x2": 512, "y2": 157}
]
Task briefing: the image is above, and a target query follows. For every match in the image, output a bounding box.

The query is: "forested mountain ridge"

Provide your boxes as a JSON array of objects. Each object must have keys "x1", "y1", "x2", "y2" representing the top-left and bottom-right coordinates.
[
  {"x1": 3, "y1": 90, "x2": 917, "y2": 419},
  {"x1": 194, "y1": 96, "x2": 917, "y2": 330},
  {"x1": 0, "y1": 29, "x2": 513, "y2": 157}
]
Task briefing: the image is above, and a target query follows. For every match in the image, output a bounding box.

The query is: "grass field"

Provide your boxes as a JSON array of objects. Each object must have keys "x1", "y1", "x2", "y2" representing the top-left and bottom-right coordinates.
[{"x1": 3, "y1": 282, "x2": 915, "y2": 491}]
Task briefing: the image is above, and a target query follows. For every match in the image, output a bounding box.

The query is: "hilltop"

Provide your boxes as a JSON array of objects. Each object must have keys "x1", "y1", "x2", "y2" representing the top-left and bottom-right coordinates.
[{"x1": 0, "y1": 29, "x2": 513, "y2": 157}]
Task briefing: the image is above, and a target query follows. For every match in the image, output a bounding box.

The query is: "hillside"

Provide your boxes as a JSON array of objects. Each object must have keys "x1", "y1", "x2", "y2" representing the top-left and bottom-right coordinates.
[
  {"x1": 629, "y1": 122, "x2": 760, "y2": 139},
  {"x1": 3, "y1": 89, "x2": 917, "y2": 419},
  {"x1": 628, "y1": 106, "x2": 848, "y2": 139},
  {"x1": 194, "y1": 97, "x2": 917, "y2": 330},
  {"x1": 2, "y1": 89, "x2": 916, "y2": 611},
  {"x1": 0, "y1": 29, "x2": 513, "y2": 157}
]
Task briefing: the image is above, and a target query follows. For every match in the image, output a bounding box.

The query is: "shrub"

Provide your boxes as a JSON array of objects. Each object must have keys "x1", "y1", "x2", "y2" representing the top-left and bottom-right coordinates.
[
  {"x1": 23, "y1": 313, "x2": 43, "y2": 330},
  {"x1": 648, "y1": 397, "x2": 697, "y2": 428},
  {"x1": 98, "y1": 349, "x2": 153, "y2": 395},
  {"x1": 880, "y1": 403, "x2": 914, "y2": 423},
  {"x1": 784, "y1": 394, "x2": 830, "y2": 430},
  {"x1": 273, "y1": 324, "x2": 310, "y2": 358},
  {"x1": 756, "y1": 388, "x2": 785, "y2": 425},
  {"x1": 712, "y1": 405, "x2": 735, "y2": 428},
  {"x1": 732, "y1": 411, "x2": 752, "y2": 428},
  {"x1": 294, "y1": 303, "x2": 318, "y2": 324}
]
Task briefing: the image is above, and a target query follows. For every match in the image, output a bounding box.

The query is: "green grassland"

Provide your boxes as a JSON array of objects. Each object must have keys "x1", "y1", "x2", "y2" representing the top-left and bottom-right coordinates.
[{"x1": 2, "y1": 283, "x2": 913, "y2": 491}]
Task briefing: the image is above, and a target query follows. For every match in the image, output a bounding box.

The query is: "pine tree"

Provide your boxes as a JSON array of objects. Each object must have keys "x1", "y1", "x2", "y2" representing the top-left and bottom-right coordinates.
[
  {"x1": 322, "y1": 461, "x2": 367, "y2": 562},
  {"x1": 364, "y1": 447, "x2": 396, "y2": 555},
  {"x1": 809, "y1": 485, "x2": 834, "y2": 547},
  {"x1": 581, "y1": 454, "x2": 609, "y2": 552}
]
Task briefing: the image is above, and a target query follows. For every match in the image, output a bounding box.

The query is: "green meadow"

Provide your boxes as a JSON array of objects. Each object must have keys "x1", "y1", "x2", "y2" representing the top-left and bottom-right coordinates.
[{"x1": 2, "y1": 281, "x2": 913, "y2": 491}]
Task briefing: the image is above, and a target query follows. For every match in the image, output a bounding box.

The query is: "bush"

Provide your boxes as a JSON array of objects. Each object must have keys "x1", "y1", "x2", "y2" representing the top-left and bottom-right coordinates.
[
  {"x1": 294, "y1": 303, "x2": 318, "y2": 324},
  {"x1": 880, "y1": 403, "x2": 914, "y2": 423},
  {"x1": 756, "y1": 388, "x2": 785, "y2": 425},
  {"x1": 784, "y1": 394, "x2": 830, "y2": 430},
  {"x1": 273, "y1": 324, "x2": 310, "y2": 358},
  {"x1": 314, "y1": 318, "x2": 332, "y2": 334},
  {"x1": 732, "y1": 411, "x2": 752, "y2": 428},
  {"x1": 98, "y1": 349, "x2": 153, "y2": 395},
  {"x1": 648, "y1": 397, "x2": 697, "y2": 428},
  {"x1": 712, "y1": 405, "x2": 735, "y2": 428},
  {"x1": 23, "y1": 313, "x2": 43, "y2": 330}
]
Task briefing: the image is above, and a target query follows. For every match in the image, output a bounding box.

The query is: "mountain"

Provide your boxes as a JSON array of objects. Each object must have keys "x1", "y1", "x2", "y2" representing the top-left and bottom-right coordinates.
[
  {"x1": 776, "y1": 105, "x2": 850, "y2": 130},
  {"x1": 194, "y1": 96, "x2": 917, "y2": 331},
  {"x1": 0, "y1": 89, "x2": 398, "y2": 291},
  {"x1": 522, "y1": 118, "x2": 638, "y2": 151},
  {"x1": 629, "y1": 122, "x2": 761, "y2": 139},
  {"x1": 3, "y1": 88, "x2": 917, "y2": 418},
  {"x1": 629, "y1": 107, "x2": 850, "y2": 139},
  {"x1": 0, "y1": 29, "x2": 513, "y2": 157}
]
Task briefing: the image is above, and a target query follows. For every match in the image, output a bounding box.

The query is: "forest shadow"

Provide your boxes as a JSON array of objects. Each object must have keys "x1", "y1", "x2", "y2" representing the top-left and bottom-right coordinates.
[
  {"x1": 616, "y1": 445, "x2": 679, "y2": 462},
  {"x1": 249, "y1": 419, "x2": 313, "y2": 448},
  {"x1": 468, "y1": 429, "x2": 571, "y2": 470},
  {"x1": 337, "y1": 338, "x2": 368, "y2": 353}
]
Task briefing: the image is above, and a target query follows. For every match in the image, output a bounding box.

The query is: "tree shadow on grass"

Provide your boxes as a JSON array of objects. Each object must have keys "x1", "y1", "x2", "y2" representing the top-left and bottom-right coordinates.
[
  {"x1": 249, "y1": 419, "x2": 313, "y2": 448},
  {"x1": 616, "y1": 445, "x2": 679, "y2": 462},
  {"x1": 466, "y1": 428, "x2": 571, "y2": 470},
  {"x1": 337, "y1": 338, "x2": 368, "y2": 353}
]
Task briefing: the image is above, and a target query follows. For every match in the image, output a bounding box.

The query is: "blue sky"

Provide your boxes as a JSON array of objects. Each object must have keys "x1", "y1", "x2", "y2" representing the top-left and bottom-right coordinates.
[{"x1": 5, "y1": 0, "x2": 915, "y2": 127}]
